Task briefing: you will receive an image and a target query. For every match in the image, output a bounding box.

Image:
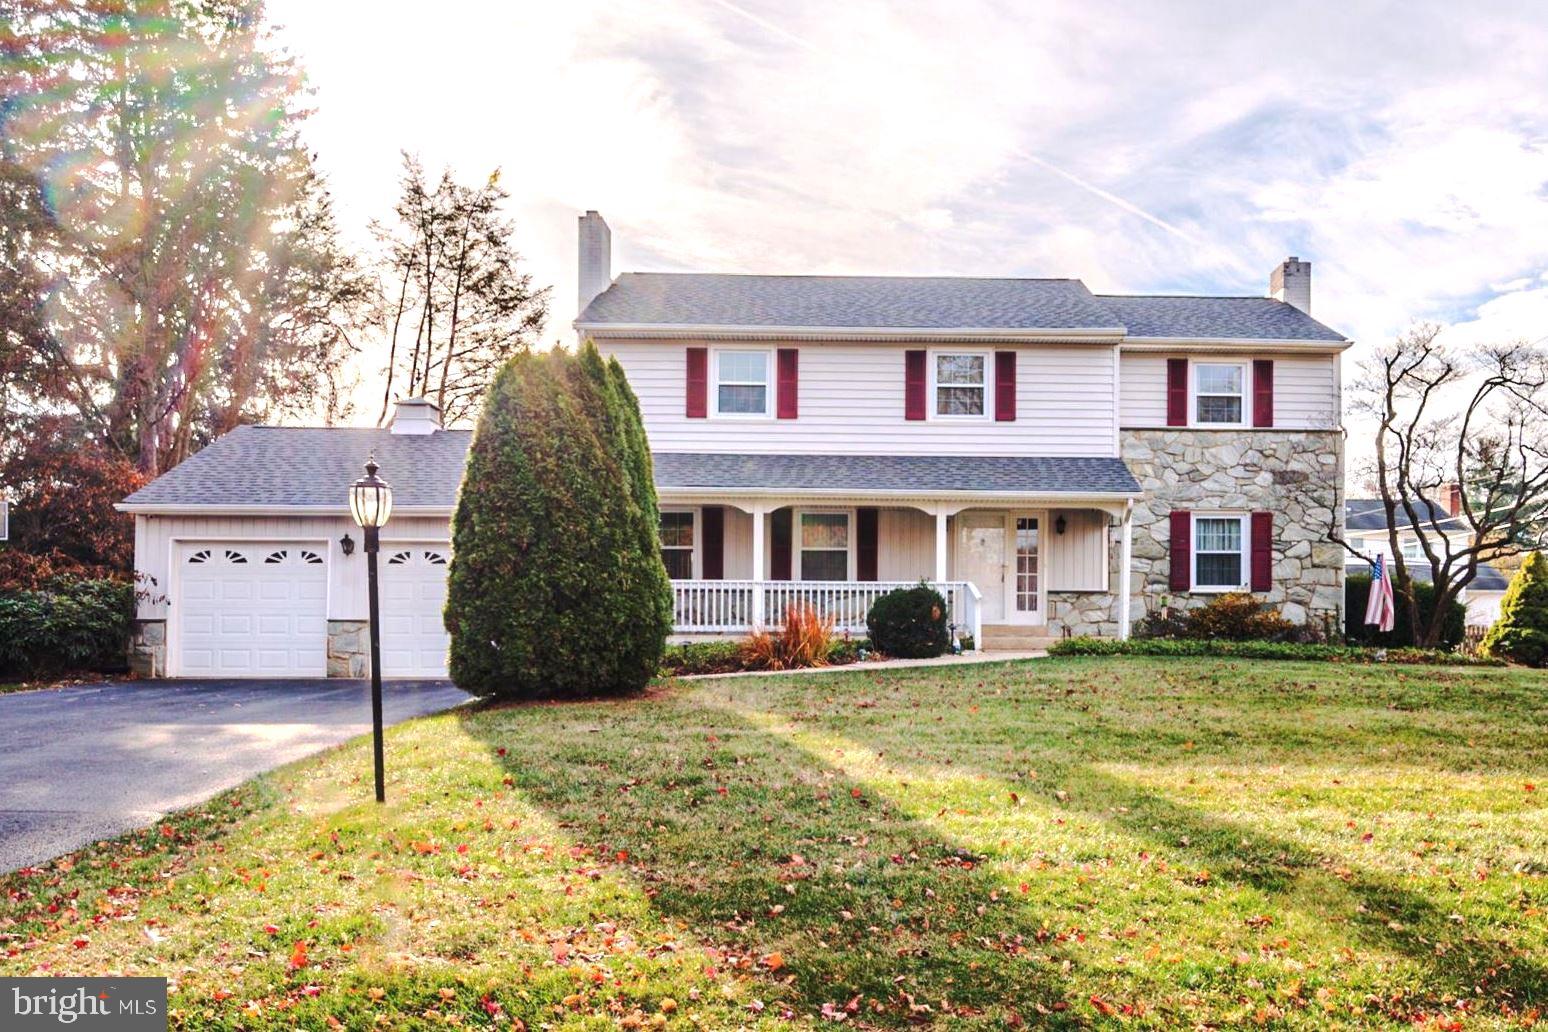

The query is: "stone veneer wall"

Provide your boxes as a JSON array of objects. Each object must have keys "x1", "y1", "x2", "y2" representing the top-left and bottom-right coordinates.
[
  {"x1": 129, "y1": 619, "x2": 166, "y2": 678},
  {"x1": 1046, "y1": 429, "x2": 1345, "y2": 638},
  {"x1": 327, "y1": 619, "x2": 370, "y2": 677}
]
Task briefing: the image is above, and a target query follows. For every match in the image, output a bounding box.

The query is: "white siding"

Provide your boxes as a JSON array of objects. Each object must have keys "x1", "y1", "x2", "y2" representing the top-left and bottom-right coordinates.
[
  {"x1": 1120, "y1": 352, "x2": 1339, "y2": 430},
  {"x1": 601, "y1": 340, "x2": 1119, "y2": 457},
  {"x1": 1045, "y1": 508, "x2": 1108, "y2": 591},
  {"x1": 877, "y1": 508, "x2": 935, "y2": 581},
  {"x1": 135, "y1": 513, "x2": 451, "y2": 621}
]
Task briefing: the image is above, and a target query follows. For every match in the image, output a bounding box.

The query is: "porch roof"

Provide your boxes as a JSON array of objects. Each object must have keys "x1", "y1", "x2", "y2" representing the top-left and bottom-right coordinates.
[{"x1": 652, "y1": 452, "x2": 1140, "y2": 498}]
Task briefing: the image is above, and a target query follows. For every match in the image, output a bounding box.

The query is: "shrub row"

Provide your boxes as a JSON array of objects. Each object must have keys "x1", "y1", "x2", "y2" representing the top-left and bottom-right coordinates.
[
  {"x1": 0, "y1": 579, "x2": 134, "y2": 677},
  {"x1": 1048, "y1": 636, "x2": 1498, "y2": 665},
  {"x1": 659, "y1": 636, "x2": 873, "y2": 677}
]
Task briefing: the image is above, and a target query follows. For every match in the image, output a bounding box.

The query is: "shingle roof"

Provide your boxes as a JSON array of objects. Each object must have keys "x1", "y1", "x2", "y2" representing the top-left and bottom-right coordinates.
[
  {"x1": 578, "y1": 274, "x2": 1122, "y2": 332},
  {"x1": 120, "y1": 426, "x2": 474, "y2": 509},
  {"x1": 652, "y1": 453, "x2": 1140, "y2": 495},
  {"x1": 576, "y1": 273, "x2": 1350, "y2": 343},
  {"x1": 1345, "y1": 558, "x2": 1511, "y2": 592},
  {"x1": 1094, "y1": 294, "x2": 1347, "y2": 342},
  {"x1": 1346, "y1": 498, "x2": 1464, "y2": 532},
  {"x1": 121, "y1": 430, "x2": 1140, "y2": 508}
]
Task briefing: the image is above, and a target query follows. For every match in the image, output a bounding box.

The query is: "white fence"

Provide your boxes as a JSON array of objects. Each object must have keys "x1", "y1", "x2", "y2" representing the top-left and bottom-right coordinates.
[{"x1": 670, "y1": 579, "x2": 982, "y2": 645}]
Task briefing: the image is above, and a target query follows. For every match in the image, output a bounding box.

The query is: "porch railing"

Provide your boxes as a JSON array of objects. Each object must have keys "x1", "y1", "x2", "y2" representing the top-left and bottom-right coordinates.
[{"x1": 670, "y1": 579, "x2": 982, "y2": 646}]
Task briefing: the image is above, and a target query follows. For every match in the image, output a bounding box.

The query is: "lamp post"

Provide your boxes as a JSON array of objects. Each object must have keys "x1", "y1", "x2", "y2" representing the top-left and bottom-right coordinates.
[{"x1": 349, "y1": 458, "x2": 393, "y2": 803}]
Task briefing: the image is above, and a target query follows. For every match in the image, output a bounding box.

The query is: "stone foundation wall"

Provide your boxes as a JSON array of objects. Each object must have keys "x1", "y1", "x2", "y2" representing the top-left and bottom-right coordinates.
[
  {"x1": 1042, "y1": 429, "x2": 1345, "y2": 638},
  {"x1": 327, "y1": 620, "x2": 369, "y2": 678},
  {"x1": 129, "y1": 619, "x2": 166, "y2": 678}
]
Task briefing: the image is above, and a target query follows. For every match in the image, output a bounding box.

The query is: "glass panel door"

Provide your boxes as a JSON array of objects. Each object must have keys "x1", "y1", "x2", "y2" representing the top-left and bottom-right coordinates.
[{"x1": 1014, "y1": 516, "x2": 1040, "y2": 617}]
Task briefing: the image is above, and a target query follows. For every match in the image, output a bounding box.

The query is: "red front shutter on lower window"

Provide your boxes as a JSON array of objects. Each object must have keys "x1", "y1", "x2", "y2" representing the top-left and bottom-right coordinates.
[
  {"x1": 777, "y1": 348, "x2": 798, "y2": 419},
  {"x1": 995, "y1": 351, "x2": 1017, "y2": 421},
  {"x1": 686, "y1": 347, "x2": 708, "y2": 418},
  {"x1": 701, "y1": 506, "x2": 724, "y2": 580},
  {"x1": 904, "y1": 350, "x2": 927, "y2": 420},
  {"x1": 856, "y1": 508, "x2": 879, "y2": 582},
  {"x1": 770, "y1": 509, "x2": 792, "y2": 581},
  {"x1": 1169, "y1": 510, "x2": 1192, "y2": 591},
  {"x1": 1166, "y1": 358, "x2": 1188, "y2": 426},
  {"x1": 1250, "y1": 511, "x2": 1273, "y2": 591},
  {"x1": 1252, "y1": 359, "x2": 1274, "y2": 428}
]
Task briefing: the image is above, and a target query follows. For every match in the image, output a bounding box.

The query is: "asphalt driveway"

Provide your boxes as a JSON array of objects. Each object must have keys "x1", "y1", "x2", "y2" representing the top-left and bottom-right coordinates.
[{"x1": 0, "y1": 678, "x2": 468, "y2": 873}]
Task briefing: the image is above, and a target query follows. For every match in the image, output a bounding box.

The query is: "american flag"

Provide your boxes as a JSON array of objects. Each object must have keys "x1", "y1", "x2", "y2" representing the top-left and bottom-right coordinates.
[{"x1": 1364, "y1": 553, "x2": 1395, "y2": 633}]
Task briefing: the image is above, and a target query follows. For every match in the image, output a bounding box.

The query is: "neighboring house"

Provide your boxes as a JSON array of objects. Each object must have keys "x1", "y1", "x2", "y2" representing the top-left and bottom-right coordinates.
[
  {"x1": 1344, "y1": 496, "x2": 1512, "y2": 627},
  {"x1": 118, "y1": 212, "x2": 1350, "y2": 679}
]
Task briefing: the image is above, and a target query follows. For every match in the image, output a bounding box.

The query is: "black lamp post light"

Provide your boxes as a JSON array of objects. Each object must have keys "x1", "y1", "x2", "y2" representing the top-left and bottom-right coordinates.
[{"x1": 349, "y1": 457, "x2": 393, "y2": 803}]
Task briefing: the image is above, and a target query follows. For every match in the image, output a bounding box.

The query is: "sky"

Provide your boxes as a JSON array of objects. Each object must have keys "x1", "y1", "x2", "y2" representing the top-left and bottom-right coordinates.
[{"x1": 264, "y1": 0, "x2": 1548, "y2": 431}]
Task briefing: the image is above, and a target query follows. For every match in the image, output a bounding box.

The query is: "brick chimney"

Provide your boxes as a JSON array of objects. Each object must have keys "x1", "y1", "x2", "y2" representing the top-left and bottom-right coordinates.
[
  {"x1": 1441, "y1": 482, "x2": 1463, "y2": 517},
  {"x1": 390, "y1": 396, "x2": 441, "y2": 435},
  {"x1": 577, "y1": 210, "x2": 612, "y2": 318},
  {"x1": 1269, "y1": 257, "x2": 1311, "y2": 314}
]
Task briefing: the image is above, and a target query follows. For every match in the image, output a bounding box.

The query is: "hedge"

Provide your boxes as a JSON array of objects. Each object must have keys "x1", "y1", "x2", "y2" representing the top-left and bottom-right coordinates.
[
  {"x1": 1345, "y1": 572, "x2": 1464, "y2": 649},
  {"x1": 0, "y1": 578, "x2": 134, "y2": 677},
  {"x1": 1047, "y1": 636, "x2": 1496, "y2": 665}
]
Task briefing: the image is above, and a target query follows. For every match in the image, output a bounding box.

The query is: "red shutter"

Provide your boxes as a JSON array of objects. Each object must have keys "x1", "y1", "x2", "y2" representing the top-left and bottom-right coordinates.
[
  {"x1": 1252, "y1": 359, "x2": 1274, "y2": 428},
  {"x1": 686, "y1": 347, "x2": 708, "y2": 418},
  {"x1": 701, "y1": 506, "x2": 724, "y2": 580},
  {"x1": 904, "y1": 350, "x2": 927, "y2": 420},
  {"x1": 1169, "y1": 510, "x2": 1191, "y2": 591},
  {"x1": 1250, "y1": 511, "x2": 1273, "y2": 591},
  {"x1": 770, "y1": 509, "x2": 792, "y2": 581},
  {"x1": 777, "y1": 348, "x2": 798, "y2": 419},
  {"x1": 994, "y1": 351, "x2": 1017, "y2": 421},
  {"x1": 856, "y1": 507, "x2": 879, "y2": 582},
  {"x1": 1166, "y1": 358, "x2": 1188, "y2": 426}
]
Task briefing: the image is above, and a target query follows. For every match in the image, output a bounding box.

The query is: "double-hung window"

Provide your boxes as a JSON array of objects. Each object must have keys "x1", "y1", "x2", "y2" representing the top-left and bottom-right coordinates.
[
  {"x1": 1401, "y1": 538, "x2": 1422, "y2": 561},
  {"x1": 659, "y1": 510, "x2": 695, "y2": 580},
  {"x1": 799, "y1": 511, "x2": 850, "y2": 581},
  {"x1": 1194, "y1": 363, "x2": 1246, "y2": 425},
  {"x1": 1193, "y1": 514, "x2": 1247, "y2": 590},
  {"x1": 934, "y1": 352, "x2": 987, "y2": 416},
  {"x1": 713, "y1": 350, "x2": 770, "y2": 416}
]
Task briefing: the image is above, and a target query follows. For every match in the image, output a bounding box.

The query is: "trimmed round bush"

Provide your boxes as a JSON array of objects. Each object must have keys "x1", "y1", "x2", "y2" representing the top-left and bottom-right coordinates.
[
  {"x1": 866, "y1": 584, "x2": 950, "y2": 658},
  {"x1": 1345, "y1": 572, "x2": 1464, "y2": 649},
  {"x1": 444, "y1": 343, "x2": 672, "y2": 699},
  {"x1": 1482, "y1": 551, "x2": 1548, "y2": 666}
]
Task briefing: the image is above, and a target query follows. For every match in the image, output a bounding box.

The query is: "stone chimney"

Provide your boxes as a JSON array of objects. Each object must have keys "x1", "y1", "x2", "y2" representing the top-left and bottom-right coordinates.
[
  {"x1": 390, "y1": 397, "x2": 441, "y2": 435},
  {"x1": 1269, "y1": 257, "x2": 1311, "y2": 314},
  {"x1": 1441, "y1": 481, "x2": 1464, "y2": 517},
  {"x1": 578, "y1": 210, "x2": 612, "y2": 317}
]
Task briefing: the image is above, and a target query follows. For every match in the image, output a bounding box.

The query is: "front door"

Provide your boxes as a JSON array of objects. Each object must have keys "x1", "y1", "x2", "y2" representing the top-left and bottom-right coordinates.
[
  {"x1": 1011, "y1": 514, "x2": 1043, "y2": 624},
  {"x1": 957, "y1": 512, "x2": 1007, "y2": 623}
]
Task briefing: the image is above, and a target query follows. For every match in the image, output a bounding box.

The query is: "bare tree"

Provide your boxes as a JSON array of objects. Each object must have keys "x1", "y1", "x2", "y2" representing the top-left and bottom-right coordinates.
[{"x1": 1340, "y1": 323, "x2": 1548, "y2": 646}]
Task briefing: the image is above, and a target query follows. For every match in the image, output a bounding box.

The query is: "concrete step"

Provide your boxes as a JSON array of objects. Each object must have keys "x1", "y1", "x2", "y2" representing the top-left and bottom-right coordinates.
[{"x1": 978, "y1": 625, "x2": 1063, "y2": 651}]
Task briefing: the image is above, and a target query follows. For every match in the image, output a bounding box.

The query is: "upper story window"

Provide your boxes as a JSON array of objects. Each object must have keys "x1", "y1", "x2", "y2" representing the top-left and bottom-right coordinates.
[
  {"x1": 1193, "y1": 514, "x2": 1247, "y2": 590},
  {"x1": 1401, "y1": 538, "x2": 1422, "y2": 561},
  {"x1": 659, "y1": 510, "x2": 695, "y2": 579},
  {"x1": 713, "y1": 350, "x2": 771, "y2": 417},
  {"x1": 934, "y1": 352, "x2": 987, "y2": 417},
  {"x1": 1194, "y1": 362, "x2": 1246, "y2": 425},
  {"x1": 1349, "y1": 536, "x2": 1367, "y2": 551},
  {"x1": 799, "y1": 511, "x2": 850, "y2": 580}
]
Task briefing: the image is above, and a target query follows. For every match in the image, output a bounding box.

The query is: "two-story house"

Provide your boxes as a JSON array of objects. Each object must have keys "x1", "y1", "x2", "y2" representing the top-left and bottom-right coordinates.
[
  {"x1": 117, "y1": 211, "x2": 1349, "y2": 679},
  {"x1": 1344, "y1": 495, "x2": 1511, "y2": 627}
]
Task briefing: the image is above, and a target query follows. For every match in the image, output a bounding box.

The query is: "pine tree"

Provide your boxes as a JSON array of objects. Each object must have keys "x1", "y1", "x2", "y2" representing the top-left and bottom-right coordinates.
[
  {"x1": 443, "y1": 346, "x2": 670, "y2": 697},
  {"x1": 1481, "y1": 551, "x2": 1548, "y2": 666}
]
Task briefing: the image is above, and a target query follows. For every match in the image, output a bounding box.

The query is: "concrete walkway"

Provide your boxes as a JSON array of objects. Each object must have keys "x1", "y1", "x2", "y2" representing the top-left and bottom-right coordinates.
[{"x1": 674, "y1": 650, "x2": 1046, "y2": 680}]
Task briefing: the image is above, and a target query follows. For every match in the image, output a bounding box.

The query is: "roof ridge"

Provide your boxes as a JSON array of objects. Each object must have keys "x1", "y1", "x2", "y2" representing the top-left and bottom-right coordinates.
[
  {"x1": 616, "y1": 271, "x2": 1086, "y2": 283},
  {"x1": 1097, "y1": 293, "x2": 1284, "y2": 301}
]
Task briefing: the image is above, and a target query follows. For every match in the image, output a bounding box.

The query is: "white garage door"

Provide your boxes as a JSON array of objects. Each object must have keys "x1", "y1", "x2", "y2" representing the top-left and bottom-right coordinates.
[
  {"x1": 176, "y1": 544, "x2": 328, "y2": 677},
  {"x1": 379, "y1": 547, "x2": 451, "y2": 678}
]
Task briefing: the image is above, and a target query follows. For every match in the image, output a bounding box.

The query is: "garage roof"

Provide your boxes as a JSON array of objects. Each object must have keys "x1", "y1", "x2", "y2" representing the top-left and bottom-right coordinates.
[{"x1": 120, "y1": 429, "x2": 1140, "y2": 510}]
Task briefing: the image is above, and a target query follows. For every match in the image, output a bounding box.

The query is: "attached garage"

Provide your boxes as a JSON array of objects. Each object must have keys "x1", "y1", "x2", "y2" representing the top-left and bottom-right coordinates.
[{"x1": 118, "y1": 399, "x2": 470, "y2": 680}]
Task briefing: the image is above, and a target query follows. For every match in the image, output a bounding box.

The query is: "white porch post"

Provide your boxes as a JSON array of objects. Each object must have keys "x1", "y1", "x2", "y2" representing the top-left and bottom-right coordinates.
[
  {"x1": 934, "y1": 509, "x2": 949, "y2": 583},
  {"x1": 1118, "y1": 500, "x2": 1134, "y2": 640},
  {"x1": 751, "y1": 505, "x2": 767, "y2": 628}
]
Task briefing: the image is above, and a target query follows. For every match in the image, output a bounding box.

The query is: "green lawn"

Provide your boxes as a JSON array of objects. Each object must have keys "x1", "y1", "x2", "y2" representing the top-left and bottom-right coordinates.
[{"x1": 2, "y1": 658, "x2": 1544, "y2": 1029}]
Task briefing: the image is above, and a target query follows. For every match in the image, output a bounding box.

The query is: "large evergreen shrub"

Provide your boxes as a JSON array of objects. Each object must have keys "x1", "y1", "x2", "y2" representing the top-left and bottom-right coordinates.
[
  {"x1": 866, "y1": 583, "x2": 950, "y2": 658},
  {"x1": 1345, "y1": 572, "x2": 1465, "y2": 649},
  {"x1": 444, "y1": 344, "x2": 672, "y2": 698},
  {"x1": 0, "y1": 578, "x2": 134, "y2": 677},
  {"x1": 1481, "y1": 551, "x2": 1548, "y2": 666}
]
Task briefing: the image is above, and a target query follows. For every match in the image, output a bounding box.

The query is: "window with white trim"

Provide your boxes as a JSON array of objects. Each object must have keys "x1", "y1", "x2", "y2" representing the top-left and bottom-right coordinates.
[
  {"x1": 1349, "y1": 536, "x2": 1367, "y2": 551},
  {"x1": 1401, "y1": 538, "x2": 1422, "y2": 561},
  {"x1": 1194, "y1": 362, "x2": 1246, "y2": 425},
  {"x1": 713, "y1": 350, "x2": 770, "y2": 416},
  {"x1": 659, "y1": 510, "x2": 695, "y2": 580},
  {"x1": 799, "y1": 511, "x2": 850, "y2": 581},
  {"x1": 1193, "y1": 515, "x2": 1247, "y2": 589},
  {"x1": 933, "y1": 352, "x2": 987, "y2": 416}
]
